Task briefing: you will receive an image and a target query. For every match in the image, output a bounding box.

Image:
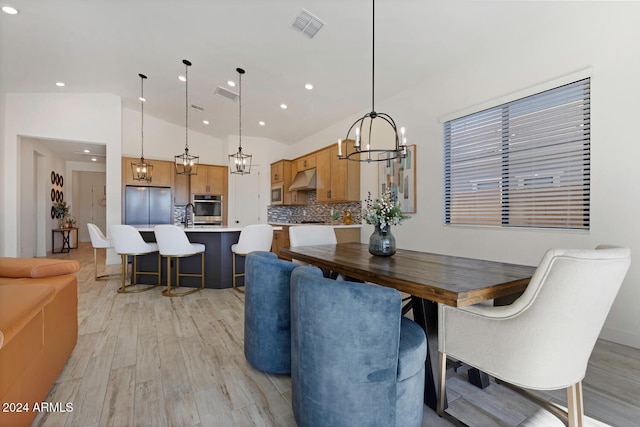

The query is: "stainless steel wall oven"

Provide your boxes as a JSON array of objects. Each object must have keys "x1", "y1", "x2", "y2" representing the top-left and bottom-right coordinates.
[{"x1": 193, "y1": 194, "x2": 223, "y2": 225}]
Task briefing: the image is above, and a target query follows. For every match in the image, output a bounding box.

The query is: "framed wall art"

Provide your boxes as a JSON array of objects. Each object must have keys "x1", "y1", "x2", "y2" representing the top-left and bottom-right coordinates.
[{"x1": 377, "y1": 144, "x2": 416, "y2": 213}]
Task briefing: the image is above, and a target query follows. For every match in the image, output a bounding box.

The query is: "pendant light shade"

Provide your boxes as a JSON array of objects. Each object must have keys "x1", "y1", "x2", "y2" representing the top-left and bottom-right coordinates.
[
  {"x1": 229, "y1": 67, "x2": 252, "y2": 175},
  {"x1": 338, "y1": 0, "x2": 406, "y2": 163},
  {"x1": 131, "y1": 73, "x2": 153, "y2": 182},
  {"x1": 175, "y1": 59, "x2": 199, "y2": 175}
]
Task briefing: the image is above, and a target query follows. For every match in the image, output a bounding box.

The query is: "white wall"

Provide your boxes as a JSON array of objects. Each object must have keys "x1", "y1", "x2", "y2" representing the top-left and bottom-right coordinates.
[
  {"x1": 2, "y1": 93, "x2": 122, "y2": 258},
  {"x1": 294, "y1": 4, "x2": 640, "y2": 348}
]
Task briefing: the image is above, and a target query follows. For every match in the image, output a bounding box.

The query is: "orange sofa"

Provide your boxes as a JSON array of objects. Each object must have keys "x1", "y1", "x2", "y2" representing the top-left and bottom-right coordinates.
[{"x1": 0, "y1": 257, "x2": 79, "y2": 427}]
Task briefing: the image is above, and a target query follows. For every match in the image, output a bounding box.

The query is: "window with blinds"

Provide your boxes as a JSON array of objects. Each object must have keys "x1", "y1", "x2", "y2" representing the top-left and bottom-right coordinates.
[{"x1": 443, "y1": 78, "x2": 590, "y2": 230}]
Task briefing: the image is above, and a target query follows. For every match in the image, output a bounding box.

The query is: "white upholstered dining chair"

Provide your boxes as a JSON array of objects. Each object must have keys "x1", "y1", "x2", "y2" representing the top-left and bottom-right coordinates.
[
  {"x1": 288, "y1": 225, "x2": 337, "y2": 266},
  {"x1": 437, "y1": 245, "x2": 631, "y2": 427},
  {"x1": 231, "y1": 224, "x2": 274, "y2": 293}
]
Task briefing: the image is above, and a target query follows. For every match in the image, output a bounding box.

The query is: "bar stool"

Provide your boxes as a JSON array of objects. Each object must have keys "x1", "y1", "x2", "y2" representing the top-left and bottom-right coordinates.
[
  {"x1": 109, "y1": 224, "x2": 161, "y2": 293},
  {"x1": 154, "y1": 224, "x2": 205, "y2": 297},
  {"x1": 231, "y1": 224, "x2": 274, "y2": 293},
  {"x1": 86, "y1": 223, "x2": 120, "y2": 281}
]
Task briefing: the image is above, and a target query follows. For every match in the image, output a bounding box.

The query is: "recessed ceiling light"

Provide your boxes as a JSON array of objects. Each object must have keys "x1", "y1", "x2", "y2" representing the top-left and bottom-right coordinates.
[
  {"x1": 178, "y1": 75, "x2": 186, "y2": 82},
  {"x1": 305, "y1": 83, "x2": 314, "y2": 90},
  {"x1": 83, "y1": 149, "x2": 90, "y2": 153},
  {"x1": 280, "y1": 104, "x2": 288, "y2": 109},
  {"x1": 1, "y1": 6, "x2": 18, "y2": 15},
  {"x1": 227, "y1": 80, "x2": 236, "y2": 87},
  {"x1": 91, "y1": 157, "x2": 97, "y2": 162},
  {"x1": 258, "y1": 121, "x2": 266, "y2": 126},
  {"x1": 138, "y1": 96, "x2": 146, "y2": 102},
  {"x1": 203, "y1": 120, "x2": 209, "y2": 125},
  {"x1": 56, "y1": 82, "x2": 65, "y2": 87}
]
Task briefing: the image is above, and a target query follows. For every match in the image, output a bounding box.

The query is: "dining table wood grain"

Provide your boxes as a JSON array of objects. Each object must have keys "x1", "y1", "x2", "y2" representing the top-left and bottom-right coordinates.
[{"x1": 280, "y1": 242, "x2": 536, "y2": 307}]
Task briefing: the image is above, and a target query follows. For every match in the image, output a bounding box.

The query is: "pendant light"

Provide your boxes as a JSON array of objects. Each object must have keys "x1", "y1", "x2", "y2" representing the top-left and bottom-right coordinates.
[
  {"x1": 131, "y1": 73, "x2": 153, "y2": 182},
  {"x1": 337, "y1": 0, "x2": 407, "y2": 163},
  {"x1": 229, "y1": 67, "x2": 252, "y2": 175},
  {"x1": 175, "y1": 59, "x2": 199, "y2": 175}
]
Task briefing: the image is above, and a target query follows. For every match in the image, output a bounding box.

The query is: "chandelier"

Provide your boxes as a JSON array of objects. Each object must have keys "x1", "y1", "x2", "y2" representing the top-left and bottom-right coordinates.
[
  {"x1": 229, "y1": 67, "x2": 252, "y2": 175},
  {"x1": 131, "y1": 73, "x2": 153, "y2": 182},
  {"x1": 175, "y1": 59, "x2": 199, "y2": 175},
  {"x1": 337, "y1": 0, "x2": 407, "y2": 163}
]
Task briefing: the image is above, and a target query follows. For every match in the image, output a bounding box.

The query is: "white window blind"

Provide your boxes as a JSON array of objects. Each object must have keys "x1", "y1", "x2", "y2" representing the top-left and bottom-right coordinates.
[{"x1": 444, "y1": 78, "x2": 590, "y2": 230}]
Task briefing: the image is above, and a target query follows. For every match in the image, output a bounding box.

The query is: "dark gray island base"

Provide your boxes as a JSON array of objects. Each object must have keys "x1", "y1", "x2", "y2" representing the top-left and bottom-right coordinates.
[{"x1": 133, "y1": 227, "x2": 244, "y2": 289}]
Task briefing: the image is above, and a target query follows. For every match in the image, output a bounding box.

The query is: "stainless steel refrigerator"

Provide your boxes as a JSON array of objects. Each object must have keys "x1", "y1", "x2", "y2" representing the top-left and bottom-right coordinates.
[{"x1": 124, "y1": 186, "x2": 172, "y2": 226}]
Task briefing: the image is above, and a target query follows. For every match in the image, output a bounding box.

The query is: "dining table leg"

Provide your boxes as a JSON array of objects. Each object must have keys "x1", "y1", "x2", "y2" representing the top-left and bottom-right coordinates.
[{"x1": 410, "y1": 296, "x2": 446, "y2": 411}]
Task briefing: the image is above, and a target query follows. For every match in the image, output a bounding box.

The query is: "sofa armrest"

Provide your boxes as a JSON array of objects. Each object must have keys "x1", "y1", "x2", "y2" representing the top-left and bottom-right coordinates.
[
  {"x1": 0, "y1": 258, "x2": 80, "y2": 278},
  {"x1": 0, "y1": 284, "x2": 55, "y2": 349}
]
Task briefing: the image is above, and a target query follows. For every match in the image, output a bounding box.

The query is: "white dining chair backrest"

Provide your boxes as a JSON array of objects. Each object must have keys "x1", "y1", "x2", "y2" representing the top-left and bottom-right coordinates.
[
  {"x1": 154, "y1": 225, "x2": 204, "y2": 257},
  {"x1": 439, "y1": 245, "x2": 631, "y2": 391},
  {"x1": 233, "y1": 224, "x2": 274, "y2": 255},
  {"x1": 289, "y1": 225, "x2": 337, "y2": 247},
  {"x1": 87, "y1": 223, "x2": 111, "y2": 249},
  {"x1": 109, "y1": 224, "x2": 158, "y2": 255}
]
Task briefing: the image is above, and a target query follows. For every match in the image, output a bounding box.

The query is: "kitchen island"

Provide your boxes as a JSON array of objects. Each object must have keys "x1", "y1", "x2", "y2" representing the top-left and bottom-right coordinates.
[{"x1": 132, "y1": 225, "x2": 276, "y2": 289}]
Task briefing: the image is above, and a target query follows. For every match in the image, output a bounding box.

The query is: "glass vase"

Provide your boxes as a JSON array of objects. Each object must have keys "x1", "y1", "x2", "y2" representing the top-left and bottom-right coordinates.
[{"x1": 368, "y1": 225, "x2": 396, "y2": 256}]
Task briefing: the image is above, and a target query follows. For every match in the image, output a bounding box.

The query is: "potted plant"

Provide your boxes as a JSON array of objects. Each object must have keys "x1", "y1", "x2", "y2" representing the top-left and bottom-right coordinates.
[
  {"x1": 52, "y1": 201, "x2": 71, "y2": 228},
  {"x1": 362, "y1": 189, "x2": 409, "y2": 256}
]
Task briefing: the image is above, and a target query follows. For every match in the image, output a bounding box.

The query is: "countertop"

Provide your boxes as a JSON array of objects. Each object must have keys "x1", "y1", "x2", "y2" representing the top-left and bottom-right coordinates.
[
  {"x1": 131, "y1": 224, "x2": 282, "y2": 233},
  {"x1": 268, "y1": 222, "x2": 362, "y2": 229}
]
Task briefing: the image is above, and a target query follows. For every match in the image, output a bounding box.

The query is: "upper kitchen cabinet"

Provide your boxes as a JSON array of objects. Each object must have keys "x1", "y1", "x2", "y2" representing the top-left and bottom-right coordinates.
[
  {"x1": 271, "y1": 160, "x2": 289, "y2": 184},
  {"x1": 293, "y1": 153, "x2": 316, "y2": 174},
  {"x1": 190, "y1": 164, "x2": 228, "y2": 195},
  {"x1": 122, "y1": 157, "x2": 174, "y2": 187},
  {"x1": 174, "y1": 173, "x2": 190, "y2": 205},
  {"x1": 316, "y1": 140, "x2": 360, "y2": 202}
]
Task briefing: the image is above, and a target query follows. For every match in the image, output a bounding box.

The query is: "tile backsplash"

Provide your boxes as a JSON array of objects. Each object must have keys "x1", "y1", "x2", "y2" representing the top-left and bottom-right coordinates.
[{"x1": 267, "y1": 191, "x2": 362, "y2": 224}]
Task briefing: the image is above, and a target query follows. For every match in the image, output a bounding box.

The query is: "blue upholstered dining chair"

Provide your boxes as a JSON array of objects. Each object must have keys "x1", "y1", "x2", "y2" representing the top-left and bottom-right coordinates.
[
  {"x1": 244, "y1": 251, "x2": 309, "y2": 374},
  {"x1": 290, "y1": 267, "x2": 427, "y2": 427}
]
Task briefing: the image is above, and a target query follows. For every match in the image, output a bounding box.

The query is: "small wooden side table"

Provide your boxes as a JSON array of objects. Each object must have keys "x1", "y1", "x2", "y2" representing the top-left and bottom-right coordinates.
[{"x1": 52, "y1": 227, "x2": 78, "y2": 254}]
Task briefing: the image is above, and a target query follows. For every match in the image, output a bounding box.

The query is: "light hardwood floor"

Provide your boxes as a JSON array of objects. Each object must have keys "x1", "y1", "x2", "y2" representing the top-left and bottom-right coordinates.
[{"x1": 32, "y1": 243, "x2": 640, "y2": 427}]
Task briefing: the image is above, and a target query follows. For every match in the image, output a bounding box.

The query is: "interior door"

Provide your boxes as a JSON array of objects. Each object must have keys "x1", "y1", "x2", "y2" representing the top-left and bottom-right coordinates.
[
  {"x1": 231, "y1": 168, "x2": 261, "y2": 225},
  {"x1": 88, "y1": 185, "x2": 107, "y2": 241}
]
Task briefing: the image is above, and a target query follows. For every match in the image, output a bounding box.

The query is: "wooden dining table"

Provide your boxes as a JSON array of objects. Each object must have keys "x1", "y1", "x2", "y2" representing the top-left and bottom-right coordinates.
[{"x1": 280, "y1": 242, "x2": 537, "y2": 411}]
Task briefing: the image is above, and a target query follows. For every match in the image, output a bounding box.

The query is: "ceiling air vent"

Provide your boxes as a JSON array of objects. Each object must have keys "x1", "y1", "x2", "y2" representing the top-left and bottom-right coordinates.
[
  {"x1": 214, "y1": 86, "x2": 238, "y2": 101},
  {"x1": 191, "y1": 104, "x2": 204, "y2": 112},
  {"x1": 291, "y1": 9, "x2": 325, "y2": 39}
]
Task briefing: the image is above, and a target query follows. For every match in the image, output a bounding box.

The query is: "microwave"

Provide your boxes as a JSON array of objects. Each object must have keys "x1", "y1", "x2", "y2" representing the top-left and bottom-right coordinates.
[
  {"x1": 271, "y1": 184, "x2": 284, "y2": 205},
  {"x1": 193, "y1": 194, "x2": 223, "y2": 225}
]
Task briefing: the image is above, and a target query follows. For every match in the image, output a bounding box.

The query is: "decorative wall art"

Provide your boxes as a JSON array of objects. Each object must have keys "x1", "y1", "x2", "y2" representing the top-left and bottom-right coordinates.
[
  {"x1": 51, "y1": 170, "x2": 65, "y2": 218},
  {"x1": 377, "y1": 144, "x2": 416, "y2": 213}
]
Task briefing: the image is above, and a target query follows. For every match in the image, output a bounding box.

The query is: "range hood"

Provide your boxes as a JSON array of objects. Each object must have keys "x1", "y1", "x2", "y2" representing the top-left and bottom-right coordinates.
[{"x1": 289, "y1": 168, "x2": 317, "y2": 191}]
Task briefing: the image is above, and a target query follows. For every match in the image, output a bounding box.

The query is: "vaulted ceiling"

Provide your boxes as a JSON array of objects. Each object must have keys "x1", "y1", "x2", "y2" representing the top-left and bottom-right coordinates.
[{"x1": 1, "y1": 0, "x2": 579, "y2": 146}]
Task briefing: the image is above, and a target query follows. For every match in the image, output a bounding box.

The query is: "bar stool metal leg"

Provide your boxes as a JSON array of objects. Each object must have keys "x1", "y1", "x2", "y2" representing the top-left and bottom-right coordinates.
[
  {"x1": 117, "y1": 253, "x2": 161, "y2": 294},
  {"x1": 161, "y1": 252, "x2": 205, "y2": 297},
  {"x1": 232, "y1": 252, "x2": 245, "y2": 294}
]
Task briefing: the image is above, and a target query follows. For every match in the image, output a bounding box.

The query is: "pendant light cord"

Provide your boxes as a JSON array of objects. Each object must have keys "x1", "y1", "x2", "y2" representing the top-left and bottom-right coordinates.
[
  {"x1": 239, "y1": 69, "x2": 242, "y2": 150},
  {"x1": 371, "y1": 0, "x2": 375, "y2": 113},
  {"x1": 185, "y1": 61, "x2": 189, "y2": 151},
  {"x1": 140, "y1": 74, "x2": 145, "y2": 158}
]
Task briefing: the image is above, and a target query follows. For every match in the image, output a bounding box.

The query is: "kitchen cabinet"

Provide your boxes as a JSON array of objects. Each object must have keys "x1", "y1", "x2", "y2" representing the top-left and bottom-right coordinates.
[
  {"x1": 316, "y1": 140, "x2": 360, "y2": 202},
  {"x1": 174, "y1": 173, "x2": 190, "y2": 205},
  {"x1": 190, "y1": 164, "x2": 227, "y2": 195},
  {"x1": 122, "y1": 157, "x2": 174, "y2": 187},
  {"x1": 293, "y1": 154, "x2": 316, "y2": 173},
  {"x1": 271, "y1": 226, "x2": 290, "y2": 260},
  {"x1": 271, "y1": 160, "x2": 286, "y2": 184}
]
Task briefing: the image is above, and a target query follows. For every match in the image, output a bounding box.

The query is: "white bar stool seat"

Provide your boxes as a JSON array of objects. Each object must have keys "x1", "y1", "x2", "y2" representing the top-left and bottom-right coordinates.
[
  {"x1": 87, "y1": 223, "x2": 120, "y2": 281},
  {"x1": 231, "y1": 224, "x2": 274, "y2": 293},
  {"x1": 109, "y1": 224, "x2": 161, "y2": 293},
  {"x1": 154, "y1": 225, "x2": 205, "y2": 297}
]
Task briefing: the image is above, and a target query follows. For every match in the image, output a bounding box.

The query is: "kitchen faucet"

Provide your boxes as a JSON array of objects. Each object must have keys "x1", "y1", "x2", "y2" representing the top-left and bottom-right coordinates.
[{"x1": 184, "y1": 203, "x2": 194, "y2": 228}]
